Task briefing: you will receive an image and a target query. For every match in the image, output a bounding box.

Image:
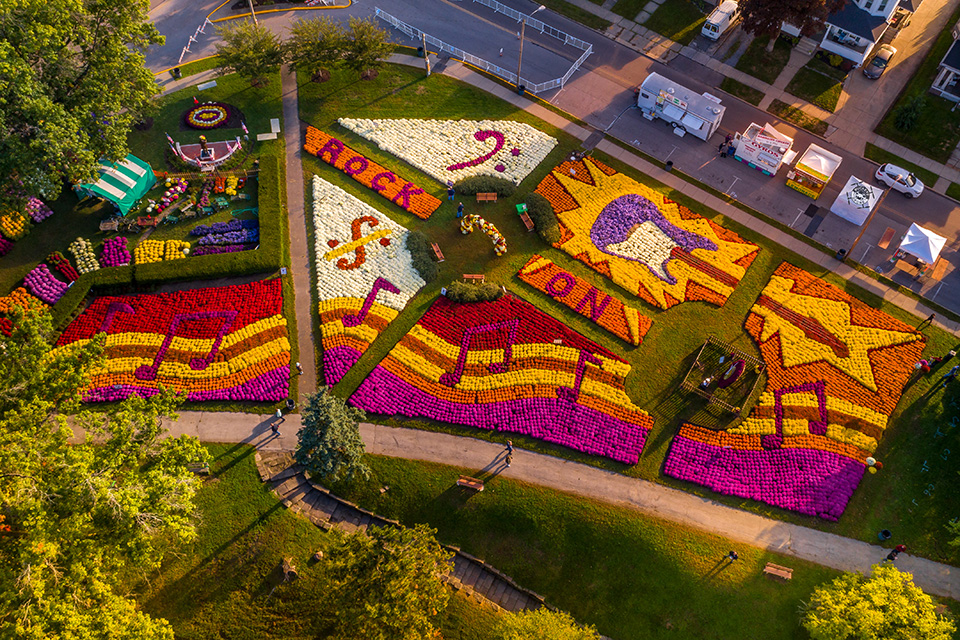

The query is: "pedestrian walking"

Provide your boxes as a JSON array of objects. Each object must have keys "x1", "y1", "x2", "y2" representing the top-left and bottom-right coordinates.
[
  {"x1": 271, "y1": 423, "x2": 281, "y2": 436},
  {"x1": 940, "y1": 365, "x2": 959, "y2": 388},
  {"x1": 447, "y1": 185, "x2": 455, "y2": 201},
  {"x1": 296, "y1": 361, "x2": 304, "y2": 375},
  {"x1": 275, "y1": 408, "x2": 283, "y2": 422},
  {"x1": 725, "y1": 550, "x2": 738, "y2": 562},
  {"x1": 919, "y1": 313, "x2": 936, "y2": 329},
  {"x1": 457, "y1": 202, "x2": 464, "y2": 218},
  {"x1": 506, "y1": 440, "x2": 514, "y2": 454},
  {"x1": 505, "y1": 453, "x2": 513, "y2": 467}
]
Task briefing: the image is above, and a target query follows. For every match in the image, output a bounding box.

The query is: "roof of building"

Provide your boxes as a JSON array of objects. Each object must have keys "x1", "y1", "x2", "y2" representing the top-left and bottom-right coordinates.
[
  {"x1": 898, "y1": 0, "x2": 918, "y2": 13},
  {"x1": 828, "y1": 2, "x2": 888, "y2": 41},
  {"x1": 942, "y1": 40, "x2": 960, "y2": 73}
]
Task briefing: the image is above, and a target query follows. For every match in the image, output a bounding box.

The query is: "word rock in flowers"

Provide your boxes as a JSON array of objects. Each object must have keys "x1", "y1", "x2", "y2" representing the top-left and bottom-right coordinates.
[
  {"x1": 338, "y1": 118, "x2": 558, "y2": 186},
  {"x1": 349, "y1": 295, "x2": 654, "y2": 464},
  {"x1": 54, "y1": 278, "x2": 290, "y2": 402},
  {"x1": 461, "y1": 213, "x2": 506, "y2": 256},
  {"x1": 663, "y1": 263, "x2": 925, "y2": 520},
  {"x1": 312, "y1": 176, "x2": 426, "y2": 386},
  {"x1": 518, "y1": 255, "x2": 652, "y2": 346},
  {"x1": 535, "y1": 157, "x2": 760, "y2": 310},
  {"x1": 304, "y1": 127, "x2": 441, "y2": 220}
]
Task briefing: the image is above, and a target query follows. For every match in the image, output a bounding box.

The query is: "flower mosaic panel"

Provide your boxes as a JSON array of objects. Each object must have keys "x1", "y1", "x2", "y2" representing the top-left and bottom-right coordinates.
[
  {"x1": 534, "y1": 157, "x2": 760, "y2": 310},
  {"x1": 349, "y1": 295, "x2": 654, "y2": 464},
  {"x1": 663, "y1": 263, "x2": 925, "y2": 520},
  {"x1": 517, "y1": 255, "x2": 652, "y2": 346},
  {"x1": 337, "y1": 118, "x2": 558, "y2": 186},
  {"x1": 54, "y1": 278, "x2": 290, "y2": 402},
  {"x1": 312, "y1": 176, "x2": 426, "y2": 387}
]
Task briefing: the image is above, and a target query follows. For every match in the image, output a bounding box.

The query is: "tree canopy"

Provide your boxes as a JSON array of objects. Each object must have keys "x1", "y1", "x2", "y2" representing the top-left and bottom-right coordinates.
[
  {"x1": 295, "y1": 388, "x2": 370, "y2": 481},
  {"x1": 214, "y1": 20, "x2": 285, "y2": 87},
  {"x1": 800, "y1": 564, "x2": 956, "y2": 640},
  {"x1": 494, "y1": 608, "x2": 601, "y2": 640},
  {"x1": 342, "y1": 17, "x2": 393, "y2": 78},
  {"x1": 0, "y1": 308, "x2": 209, "y2": 639},
  {"x1": 0, "y1": 0, "x2": 164, "y2": 199},
  {"x1": 287, "y1": 16, "x2": 348, "y2": 82},
  {"x1": 738, "y1": 0, "x2": 844, "y2": 40}
]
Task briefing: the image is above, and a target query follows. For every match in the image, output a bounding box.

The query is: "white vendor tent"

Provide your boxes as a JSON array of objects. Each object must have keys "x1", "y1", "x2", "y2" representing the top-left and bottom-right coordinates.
[
  {"x1": 829, "y1": 176, "x2": 884, "y2": 226},
  {"x1": 898, "y1": 223, "x2": 947, "y2": 263}
]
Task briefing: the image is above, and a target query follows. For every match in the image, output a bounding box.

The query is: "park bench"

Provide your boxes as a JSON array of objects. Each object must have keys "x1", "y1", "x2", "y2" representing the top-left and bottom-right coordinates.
[
  {"x1": 476, "y1": 192, "x2": 497, "y2": 204},
  {"x1": 99, "y1": 219, "x2": 119, "y2": 232},
  {"x1": 519, "y1": 211, "x2": 535, "y2": 232},
  {"x1": 463, "y1": 274, "x2": 485, "y2": 283},
  {"x1": 431, "y1": 242, "x2": 445, "y2": 262},
  {"x1": 456, "y1": 475, "x2": 484, "y2": 491},
  {"x1": 763, "y1": 563, "x2": 793, "y2": 581}
]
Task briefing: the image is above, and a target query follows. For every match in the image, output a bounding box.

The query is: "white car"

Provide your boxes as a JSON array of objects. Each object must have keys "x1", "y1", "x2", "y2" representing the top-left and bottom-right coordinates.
[{"x1": 875, "y1": 163, "x2": 924, "y2": 198}]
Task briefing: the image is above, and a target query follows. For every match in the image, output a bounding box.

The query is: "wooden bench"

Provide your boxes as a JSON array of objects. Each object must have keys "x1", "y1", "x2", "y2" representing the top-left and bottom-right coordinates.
[
  {"x1": 476, "y1": 192, "x2": 498, "y2": 203},
  {"x1": 895, "y1": 259, "x2": 920, "y2": 278},
  {"x1": 763, "y1": 563, "x2": 793, "y2": 580},
  {"x1": 431, "y1": 242, "x2": 445, "y2": 262},
  {"x1": 519, "y1": 211, "x2": 535, "y2": 232},
  {"x1": 456, "y1": 475, "x2": 484, "y2": 491},
  {"x1": 99, "y1": 220, "x2": 119, "y2": 232},
  {"x1": 463, "y1": 274, "x2": 485, "y2": 283},
  {"x1": 878, "y1": 227, "x2": 896, "y2": 249}
]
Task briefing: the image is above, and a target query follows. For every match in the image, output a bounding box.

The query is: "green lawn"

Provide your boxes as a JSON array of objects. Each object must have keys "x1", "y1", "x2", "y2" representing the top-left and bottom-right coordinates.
[
  {"x1": 785, "y1": 57, "x2": 846, "y2": 112},
  {"x1": 167, "y1": 55, "x2": 220, "y2": 79},
  {"x1": 540, "y1": 0, "x2": 612, "y2": 31},
  {"x1": 767, "y1": 99, "x2": 829, "y2": 136},
  {"x1": 611, "y1": 0, "x2": 649, "y2": 19},
  {"x1": 863, "y1": 142, "x2": 940, "y2": 187},
  {"x1": 719, "y1": 77, "x2": 764, "y2": 105},
  {"x1": 642, "y1": 0, "x2": 706, "y2": 45},
  {"x1": 735, "y1": 36, "x2": 792, "y2": 85},
  {"x1": 947, "y1": 182, "x2": 960, "y2": 201},
  {"x1": 876, "y1": 3, "x2": 960, "y2": 163}
]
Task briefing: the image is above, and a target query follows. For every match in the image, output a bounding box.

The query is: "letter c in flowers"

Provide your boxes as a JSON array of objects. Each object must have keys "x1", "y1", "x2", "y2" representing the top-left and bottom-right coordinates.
[{"x1": 371, "y1": 171, "x2": 396, "y2": 192}]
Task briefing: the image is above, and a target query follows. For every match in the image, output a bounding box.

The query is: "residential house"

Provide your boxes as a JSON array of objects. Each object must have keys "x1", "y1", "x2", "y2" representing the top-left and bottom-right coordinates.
[{"x1": 931, "y1": 19, "x2": 960, "y2": 102}]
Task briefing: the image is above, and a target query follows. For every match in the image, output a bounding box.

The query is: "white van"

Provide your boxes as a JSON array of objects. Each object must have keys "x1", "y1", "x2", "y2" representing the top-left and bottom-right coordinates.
[{"x1": 701, "y1": 0, "x2": 738, "y2": 40}]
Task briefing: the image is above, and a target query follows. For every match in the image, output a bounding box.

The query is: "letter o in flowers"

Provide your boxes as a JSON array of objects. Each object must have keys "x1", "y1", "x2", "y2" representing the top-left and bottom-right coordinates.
[
  {"x1": 344, "y1": 156, "x2": 369, "y2": 176},
  {"x1": 371, "y1": 171, "x2": 396, "y2": 192},
  {"x1": 546, "y1": 272, "x2": 576, "y2": 298}
]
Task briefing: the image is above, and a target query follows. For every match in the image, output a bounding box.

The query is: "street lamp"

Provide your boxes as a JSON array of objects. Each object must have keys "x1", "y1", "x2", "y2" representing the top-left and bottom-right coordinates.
[
  {"x1": 517, "y1": 5, "x2": 546, "y2": 95},
  {"x1": 841, "y1": 173, "x2": 902, "y2": 262}
]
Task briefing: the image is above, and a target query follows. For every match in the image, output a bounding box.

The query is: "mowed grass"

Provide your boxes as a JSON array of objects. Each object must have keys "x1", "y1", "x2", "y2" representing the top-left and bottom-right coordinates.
[
  {"x1": 735, "y1": 35, "x2": 791, "y2": 85},
  {"x1": 785, "y1": 57, "x2": 846, "y2": 112},
  {"x1": 642, "y1": 0, "x2": 706, "y2": 45},
  {"x1": 719, "y1": 77, "x2": 764, "y2": 105},
  {"x1": 767, "y1": 99, "x2": 829, "y2": 136},
  {"x1": 297, "y1": 63, "x2": 960, "y2": 565}
]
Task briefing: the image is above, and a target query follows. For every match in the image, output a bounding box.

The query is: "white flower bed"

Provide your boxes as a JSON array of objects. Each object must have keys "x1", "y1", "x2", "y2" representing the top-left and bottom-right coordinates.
[
  {"x1": 312, "y1": 175, "x2": 425, "y2": 309},
  {"x1": 68, "y1": 237, "x2": 100, "y2": 274},
  {"x1": 337, "y1": 118, "x2": 557, "y2": 186}
]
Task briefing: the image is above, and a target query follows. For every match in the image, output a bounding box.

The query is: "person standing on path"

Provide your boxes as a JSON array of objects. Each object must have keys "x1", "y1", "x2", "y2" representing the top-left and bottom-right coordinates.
[
  {"x1": 505, "y1": 453, "x2": 513, "y2": 468},
  {"x1": 506, "y1": 440, "x2": 514, "y2": 455},
  {"x1": 457, "y1": 202, "x2": 464, "y2": 218},
  {"x1": 447, "y1": 185, "x2": 455, "y2": 201},
  {"x1": 271, "y1": 422, "x2": 281, "y2": 436}
]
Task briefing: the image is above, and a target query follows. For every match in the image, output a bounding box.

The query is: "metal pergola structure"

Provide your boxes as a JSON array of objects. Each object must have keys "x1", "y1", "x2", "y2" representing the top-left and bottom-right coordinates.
[{"x1": 680, "y1": 335, "x2": 765, "y2": 415}]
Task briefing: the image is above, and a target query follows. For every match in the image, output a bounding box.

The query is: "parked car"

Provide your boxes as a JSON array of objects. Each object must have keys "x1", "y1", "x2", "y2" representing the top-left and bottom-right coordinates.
[
  {"x1": 875, "y1": 162, "x2": 924, "y2": 198},
  {"x1": 863, "y1": 45, "x2": 897, "y2": 79}
]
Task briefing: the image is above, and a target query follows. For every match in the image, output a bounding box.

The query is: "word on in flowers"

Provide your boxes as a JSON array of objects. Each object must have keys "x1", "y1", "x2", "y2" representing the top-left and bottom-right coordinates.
[
  {"x1": 663, "y1": 263, "x2": 925, "y2": 520},
  {"x1": 304, "y1": 126, "x2": 441, "y2": 220},
  {"x1": 54, "y1": 278, "x2": 291, "y2": 402},
  {"x1": 312, "y1": 176, "x2": 426, "y2": 386},
  {"x1": 535, "y1": 157, "x2": 760, "y2": 310},
  {"x1": 349, "y1": 295, "x2": 654, "y2": 464},
  {"x1": 100, "y1": 237, "x2": 131, "y2": 267},
  {"x1": 518, "y1": 255, "x2": 652, "y2": 346},
  {"x1": 461, "y1": 213, "x2": 506, "y2": 256},
  {"x1": 337, "y1": 118, "x2": 557, "y2": 186}
]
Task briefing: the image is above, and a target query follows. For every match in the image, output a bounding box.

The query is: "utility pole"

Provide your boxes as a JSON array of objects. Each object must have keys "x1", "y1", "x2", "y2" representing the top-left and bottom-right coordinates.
[
  {"x1": 422, "y1": 33, "x2": 431, "y2": 76},
  {"x1": 248, "y1": 0, "x2": 258, "y2": 26},
  {"x1": 516, "y1": 5, "x2": 545, "y2": 94},
  {"x1": 842, "y1": 176, "x2": 900, "y2": 262}
]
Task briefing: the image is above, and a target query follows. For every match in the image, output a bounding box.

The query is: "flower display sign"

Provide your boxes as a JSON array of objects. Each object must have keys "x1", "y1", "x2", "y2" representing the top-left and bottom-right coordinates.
[
  {"x1": 184, "y1": 103, "x2": 231, "y2": 130},
  {"x1": 663, "y1": 263, "x2": 925, "y2": 520},
  {"x1": 312, "y1": 176, "x2": 426, "y2": 386},
  {"x1": 53, "y1": 278, "x2": 291, "y2": 402},
  {"x1": 304, "y1": 127, "x2": 441, "y2": 219},
  {"x1": 349, "y1": 295, "x2": 654, "y2": 464},
  {"x1": 517, "y1": 255, "x2": 652, "y2": 346},
  {"x1": 535, "y1": 157, "x2": 760, "y2": 310},
  {"x1": 337, "y1": 118, "x2": 558, "y2": 186}
]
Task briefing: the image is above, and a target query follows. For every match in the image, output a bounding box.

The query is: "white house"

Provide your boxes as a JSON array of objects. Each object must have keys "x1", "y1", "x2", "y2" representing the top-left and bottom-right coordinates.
[{"x1": 931, "y1": 19, "x2": 960, "y2": 101}]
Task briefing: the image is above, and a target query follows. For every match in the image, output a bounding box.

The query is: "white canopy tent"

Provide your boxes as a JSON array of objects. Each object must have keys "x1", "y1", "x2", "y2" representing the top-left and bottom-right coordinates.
[
  {"x1": 898, "y1": 223, "x2": 947, "y2": 263},
  {"x1": 830, "y1": 176, "x2": 884, "y2": 226}
]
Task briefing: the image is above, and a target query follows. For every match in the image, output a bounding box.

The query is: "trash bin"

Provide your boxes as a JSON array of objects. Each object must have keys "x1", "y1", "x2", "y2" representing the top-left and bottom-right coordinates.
[
  {"x1": 879, "y1": 529, "x2": 892, "y2": 541},
  {"x1": 665, "y1": 161, "x2": 674, "y2": 172},
  {"x1": 518, "y1": 85, "x2": 526, "y2": 96},
  {"x1": 285, "y1": 398, "x2": 296, "y2": 411},
  {"x1": 171, "y1": 67, "x2": 182, "y2": 80},
  {"x1": 835, "y1": 248, "x2": 847, "y2": 262},
  {"x1": 417, "y1": 46, "x2": 425, "y2": 58}
]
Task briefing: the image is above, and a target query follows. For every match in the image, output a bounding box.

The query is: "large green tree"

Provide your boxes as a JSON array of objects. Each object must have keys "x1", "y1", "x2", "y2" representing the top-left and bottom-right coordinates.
[
  {"x1": 738, "y1": 0, "x2": 845, "y2": 50},
  {"x1": 295, "y1": 388, "x2": 369, "y2": 481},
  {"x1": 0, "y1": 308, "x2": 209, "y2": 639},
  {"x1": 287, "y1": 17, "x2": 348, "y2": 82},
  {"x1": 214, "y1": 21, "x2": 285, "y2": 88},
  {"x1": 342, "y1": 17, "x2": 393, "y2": 80},
  {"x1": 800, "y1": 564, "x2": 956, "y2": 640},
  {"x1": 319, "y1": 524, "x2": 452, "y2": 639},
  {"x1": 495, "y1": 608, "x2": 601, "y2": 640},
  {"x1": 0, "y1": 0, "x2": 164, "y2": 199}
]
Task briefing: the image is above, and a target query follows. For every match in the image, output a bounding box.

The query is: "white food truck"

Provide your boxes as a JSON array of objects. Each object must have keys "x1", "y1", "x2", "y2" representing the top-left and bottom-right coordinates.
[
  {"x1": 702, "y1": 0, "x2": 739, "y2": 40},
  {"x1": 732, "y1": 122, "x2": 796, "y2": 176},
  {"x1": 637, "y1": 72, "x2": 725, "y2": 141}
]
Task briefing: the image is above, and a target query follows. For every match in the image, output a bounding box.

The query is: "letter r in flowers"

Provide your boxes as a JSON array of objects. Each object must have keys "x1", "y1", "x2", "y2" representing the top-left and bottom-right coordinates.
[
  {"x1": 440, "y1": 318, "x2": 520, "y2": 387},
  {"x1": 317, "y1": 137, "x2": 345, "y2": 164}
]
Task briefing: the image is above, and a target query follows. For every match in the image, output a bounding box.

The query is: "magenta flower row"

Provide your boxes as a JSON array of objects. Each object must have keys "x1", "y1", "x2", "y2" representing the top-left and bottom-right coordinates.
[
  {"x1": 100, "y1": 237, "x2": 131, "y2": 267},
  {"x1": 24, "y1": 264, "x2": 69, "y2": 304}
]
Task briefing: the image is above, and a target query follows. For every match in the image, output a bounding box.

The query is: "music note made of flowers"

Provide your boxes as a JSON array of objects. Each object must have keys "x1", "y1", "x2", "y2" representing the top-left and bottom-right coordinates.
[
  {"x1": 535, "y1": 157, "x2": 760, "y2": 310},
  {"x1": 312, "y1": 176, "x2": 426, "y2": 386},
  {"x1": 348, "y1": 295, "x2": 654, "y2": 464},
  {"x1": 53, "y1": 278, "x2": 291, "y2": 402},
  {"x1": 663, "y1": 263, "x2": 925, "y2": 520}
]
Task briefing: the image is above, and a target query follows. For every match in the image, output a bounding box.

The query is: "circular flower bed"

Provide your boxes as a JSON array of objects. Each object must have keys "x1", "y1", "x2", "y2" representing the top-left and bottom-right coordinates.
[{"x1": 183, "y1": 102, "x2": 232, "y2": 130}]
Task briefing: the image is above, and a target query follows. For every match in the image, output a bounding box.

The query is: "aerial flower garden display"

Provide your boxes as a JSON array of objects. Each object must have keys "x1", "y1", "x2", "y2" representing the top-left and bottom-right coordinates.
[
  {"x1": 337, "y1": 118, "x2": 558, "y2": 185},
  {"x1": 312, "y1": 176, "x2": 426, "y2": 386},
  {"x1": 23, "y1": 264, "x2": 69, "y2": 305},
  {"x1": 534, "y1": 157, "x2": 759, "y2": 310},
  {"x1": 0, "y1": 287, "x2": 47, "y2": 336},
  {"x1": 68, "y1": 238, "x2": 100, "y2": 273},
  {"x1": 100, "y1": 237, "x2": 131, "y2": 267},
  {"x1": 53, "y1": 278, "x2": 290, "y2": 402},
  {"x1": 183, "y1": 102, "x2": 236, "y2": 130},
  {"x1": 517, "y1": 255, "x2": 652, "y2": 346},
  {"x1": 304, "y1": 127, "x2": 441, "y2": 219},
  {"x1": 663, "y1": 263, "x2": 925, "y2": 520},
  {"x1": 349, "y1": 295, "x2": 654, "y2": 464},
  {"x1": 460, "y1": 213, "x2": 507, "y2": 256}
]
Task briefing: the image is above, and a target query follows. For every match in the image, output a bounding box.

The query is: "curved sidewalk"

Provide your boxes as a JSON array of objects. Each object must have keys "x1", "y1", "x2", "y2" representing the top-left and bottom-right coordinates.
[{"x1": 166, "y1": 410, "x2": 958, "y2": 600}]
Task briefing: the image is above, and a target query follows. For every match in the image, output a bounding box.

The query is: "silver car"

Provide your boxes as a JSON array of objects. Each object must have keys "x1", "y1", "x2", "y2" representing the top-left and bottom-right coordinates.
[
  {"x1": 864, "y1": 45, "x2": 897, "y2": 79},
  {"x1": 875, "y1": 163, "x2": 924, "y2": 198}
]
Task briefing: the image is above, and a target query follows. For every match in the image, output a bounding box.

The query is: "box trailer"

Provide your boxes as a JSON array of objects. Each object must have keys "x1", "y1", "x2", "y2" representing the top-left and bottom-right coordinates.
[
  {"x1": 637, "y1": 72, "x2": 725, "y2": 141},
  {"x1": 732, "y1": 122, "x2": 796, "y2": 176}
]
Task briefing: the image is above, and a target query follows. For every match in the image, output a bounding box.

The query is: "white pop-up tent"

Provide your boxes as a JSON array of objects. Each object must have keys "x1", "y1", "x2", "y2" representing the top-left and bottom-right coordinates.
[
  {"x1": 830, "y1": 176, "x2": 884, "y2": 226},
  {"x1": 898, "y1": 223, "x2": 947, "y2": 263}
]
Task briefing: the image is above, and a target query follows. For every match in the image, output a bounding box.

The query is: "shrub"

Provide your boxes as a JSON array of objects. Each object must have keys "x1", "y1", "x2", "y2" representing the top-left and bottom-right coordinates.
[
  {"x1": 894, "y1": 95, "x2": 926, "y2": 132},
  {"x1": 406, "y1": 230, "x2": 439, "y2": 282},
  {"x1": 445, "y1": 280, "x2": 502, "y2": 303},
  {"x1": 454, "y1": 175, "x2": 517, "y2": 196},
  {"x1": 525, "y1": 192, "x2": 561, "y2": 244}
]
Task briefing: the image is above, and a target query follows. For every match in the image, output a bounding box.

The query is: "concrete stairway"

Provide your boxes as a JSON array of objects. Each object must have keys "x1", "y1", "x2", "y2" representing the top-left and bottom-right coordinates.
[{"x1": 796, "y1": 36, "x2": 820, "y2": 56}]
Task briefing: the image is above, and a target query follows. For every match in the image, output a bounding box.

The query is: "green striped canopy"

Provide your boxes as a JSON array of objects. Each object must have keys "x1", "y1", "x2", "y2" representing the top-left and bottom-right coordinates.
[{"x1": 75, "y1": 154, "x2": 156, "y2": 214}]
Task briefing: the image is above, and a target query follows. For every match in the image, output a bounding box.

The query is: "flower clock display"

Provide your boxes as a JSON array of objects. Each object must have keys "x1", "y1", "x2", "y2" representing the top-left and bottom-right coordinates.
[
  {"x1": 349, "y1": 295, "x2": 655, "y2": 464},
  {"x1": 337, "y1": 118, "x2": 558, "y2": 186},
  {"x1": 23, "y1": 264, "x2": 68, "y2": 304},
  {"x1": 183, "y1": 102, "x2": 232, "y2": 130},
  {"x1": 461, "y1": 213, "x2": 506, "y2": 256},
  {"x1": 101, "y1": 237, "x2": 131, "y2": 267},
  {"x1": 0, "y1": 287, "x2": 48, "y2": 336},
  {"x1": 304, "y1": 127, "x2": 441, "y2": 219},
  {"x1": 535, "y1": 157, "x2": 760, "y2": 310},
  {"x1": 53, "y1": 278, "x2": 291, "y2": 402},
  {"x1": 663, "y1": 263, "x2": 925, "y2": 520},
  {"x1": 312, "y1": 176, "x2": 426, "y2": 386},
  {"x1": 69, "y1": 238, "x2": 100, "y2": 273},
  {"x1": 518, "y1": 255, "x2": 652, "y2": 346}
]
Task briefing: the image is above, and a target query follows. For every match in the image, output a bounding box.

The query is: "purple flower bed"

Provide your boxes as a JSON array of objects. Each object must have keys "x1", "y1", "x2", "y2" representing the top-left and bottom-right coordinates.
[
  {"x1": 324, "y1": 345, "x2": 363, "y2": 387},
  {"x1": 101, "y1": 237, "x2": 131, "y2": 267},
  {"x1": 0, "y1": 237, "x2": 12, "y2": 257},
  {"x1": 25, "y1": 197, "x2": 53, "y2": 223},
  {"x1": 191, "y1": 244, "x2": 254, "y2": 256},
  {"x1": 24, "y1": 264, "x2": 69, "y2": 304},
  {"x1": 197, "y1": 229, "x2": 259, "y2": 246},
  {"x1": 84, "y1": 365, "x2": 290, "y2": 402},
  {"x1": 190, "y1": 219, "x2": 258, "y2": 236}
]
